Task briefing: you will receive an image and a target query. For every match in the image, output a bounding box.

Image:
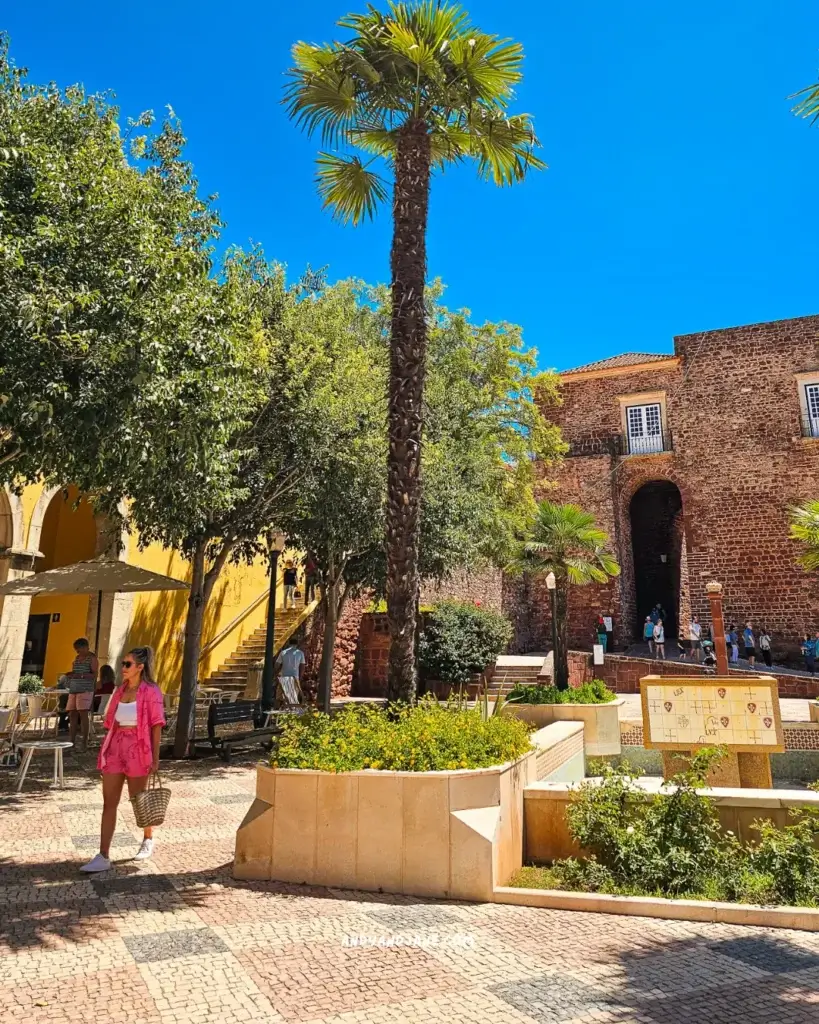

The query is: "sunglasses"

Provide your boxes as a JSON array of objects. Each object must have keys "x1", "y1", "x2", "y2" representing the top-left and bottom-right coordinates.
[{"x1": 121, "y1": 660, "x2": 135, "y2": 668}]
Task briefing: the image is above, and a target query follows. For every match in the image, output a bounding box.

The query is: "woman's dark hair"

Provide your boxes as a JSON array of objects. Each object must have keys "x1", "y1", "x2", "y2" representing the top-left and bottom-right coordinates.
[
  {"x1": 73, "y1": 637, "x2": 90, "y2": 649},
  {"x1": 99, "y1": 664, "x2": 116, "y2": 686},
  {"x1": 127, "y1": 646, "x2": 156, "y2": 684}
]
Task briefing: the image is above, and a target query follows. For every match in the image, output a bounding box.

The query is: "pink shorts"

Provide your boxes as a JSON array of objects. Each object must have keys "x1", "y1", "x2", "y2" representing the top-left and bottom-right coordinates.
[
  {"x1": 67, "y1": 691, "x2": 94, "y2": 711},
  {"x1": 102, "y1": 728, "x2": 150, "y2": 777}
]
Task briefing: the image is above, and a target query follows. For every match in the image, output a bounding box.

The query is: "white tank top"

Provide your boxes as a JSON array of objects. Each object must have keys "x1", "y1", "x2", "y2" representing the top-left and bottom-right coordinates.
[{"x1": 115, "y1": 700, "x2": 138, "y2": 727}]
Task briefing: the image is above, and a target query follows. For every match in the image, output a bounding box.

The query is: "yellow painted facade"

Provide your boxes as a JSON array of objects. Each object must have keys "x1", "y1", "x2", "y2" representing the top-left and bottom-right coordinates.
[{"x1": 2, "y1": 481, "x2": 287, "y2": 692}]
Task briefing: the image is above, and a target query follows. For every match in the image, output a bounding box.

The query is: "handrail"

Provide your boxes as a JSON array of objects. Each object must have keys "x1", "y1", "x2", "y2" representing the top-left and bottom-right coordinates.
[
  {"x1": 242, "y1": 598, "x2": 321, "y2": 700},
  {"x1": 198, "y1": 587, "x2": 270, "y2": 663}
]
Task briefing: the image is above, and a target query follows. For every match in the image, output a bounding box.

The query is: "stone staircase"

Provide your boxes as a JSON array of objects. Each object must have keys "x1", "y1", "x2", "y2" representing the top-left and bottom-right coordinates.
[
  {"x1": 203, "y1": 606, "x2": 306, "y2": 694},
  {"x1": 487, "y1": 656, "x2": 551, "y2": 697}
]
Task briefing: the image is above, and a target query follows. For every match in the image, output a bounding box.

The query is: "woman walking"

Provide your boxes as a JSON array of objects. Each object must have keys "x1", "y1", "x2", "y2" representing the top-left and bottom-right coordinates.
[
  {"x1": 652, "y1": 619, "x2": 666, "y2": 660},
  {"x1": 80, "y1": 646, "x2": 165, "y2": 873}
]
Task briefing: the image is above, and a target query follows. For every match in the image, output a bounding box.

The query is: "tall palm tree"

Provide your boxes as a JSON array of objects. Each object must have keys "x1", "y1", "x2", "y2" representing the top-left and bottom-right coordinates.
[
  {"x1": 514, "y1": 501, "x2": 620, "y2": 690},
  {"x1": 284, "y1": 1, "x2": 544, "y2": 702}
]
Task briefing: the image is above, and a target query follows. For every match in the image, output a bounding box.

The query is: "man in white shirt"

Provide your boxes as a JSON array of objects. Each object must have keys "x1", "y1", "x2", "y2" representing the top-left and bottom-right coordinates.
[{"x1": 689, "y1": 616, "x2": 703, "y2": 662}]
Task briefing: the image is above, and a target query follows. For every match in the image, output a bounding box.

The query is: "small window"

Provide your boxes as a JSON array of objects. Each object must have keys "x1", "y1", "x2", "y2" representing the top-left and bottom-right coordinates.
[
  {"x1": 626, "y1": 403, "x2": 663, "y2": 455},
  {"x1": 805, "y1": 384, "x2": 819, "y2": 438}
]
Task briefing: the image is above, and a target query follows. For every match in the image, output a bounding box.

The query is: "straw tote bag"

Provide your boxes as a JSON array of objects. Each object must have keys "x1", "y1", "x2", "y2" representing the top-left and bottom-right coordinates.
[{"x1": 131, "y1": 771, "x2": 171, "y2": 828}]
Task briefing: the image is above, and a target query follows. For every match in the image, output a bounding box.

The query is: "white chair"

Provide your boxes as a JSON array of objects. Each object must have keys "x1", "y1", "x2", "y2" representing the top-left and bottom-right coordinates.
[
  {"x1": 18, "y1": 695, "x2": 59, "y2": 740},
  {"x1": 88, "y1": 694, "x2": 111, "y2": 744},
  {"x1": 0, "y1": 707, "x2": 18, "y2": 766},
  {"x1": 264, "y1": 676, "x2": 307, "y2": 726}
]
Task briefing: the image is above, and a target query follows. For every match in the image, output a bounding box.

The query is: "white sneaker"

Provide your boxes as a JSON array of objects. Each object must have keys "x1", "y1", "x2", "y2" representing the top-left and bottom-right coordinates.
[
  {"x1": 80, "y1": 853, "x2": 112, "y2": 873},
  {"x1": 134, "y1": 838, "x2": 154, "y2": 861}
]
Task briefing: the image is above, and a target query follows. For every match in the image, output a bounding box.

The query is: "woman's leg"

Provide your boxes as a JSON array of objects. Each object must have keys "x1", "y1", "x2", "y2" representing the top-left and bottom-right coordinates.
[
  {"x1": 68, "y1": 709, "x2": 78, "y2": 744},
  {"x1": 127, "y1": 774, "x2": 154, "y2": 840},
  {"x1": 100, "y1": 773, "x2": 126, "y2": 857},
  {"x1": 79, "y1": 710, "x2": 90, "y2": 746}
]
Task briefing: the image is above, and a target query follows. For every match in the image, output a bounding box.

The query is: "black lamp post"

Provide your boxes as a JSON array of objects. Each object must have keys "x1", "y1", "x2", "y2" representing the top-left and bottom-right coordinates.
[{"x1": 261, "y1": 531, "x2": 286, "y2": 714}]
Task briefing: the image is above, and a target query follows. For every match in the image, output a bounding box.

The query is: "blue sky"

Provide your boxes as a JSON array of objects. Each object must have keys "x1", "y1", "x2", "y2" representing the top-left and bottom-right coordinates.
[{"x1": 5, "y1": 1, "x2": 819, "y2": 370}]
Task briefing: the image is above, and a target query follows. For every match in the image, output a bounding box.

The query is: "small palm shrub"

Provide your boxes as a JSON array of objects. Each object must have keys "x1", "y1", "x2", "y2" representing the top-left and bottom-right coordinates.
[
  {"x1": 418, "y1": 601, "x2": 512, "y2": 686},
  {"x1": 507, "y1": 679, "x2": 615, "y2": 705},
  {"x1": 272, "y1": 697, "x2": 532, "y2": 773},
  {"x1": 18, "y1": 674, "x2": 44, "y2": 694}
]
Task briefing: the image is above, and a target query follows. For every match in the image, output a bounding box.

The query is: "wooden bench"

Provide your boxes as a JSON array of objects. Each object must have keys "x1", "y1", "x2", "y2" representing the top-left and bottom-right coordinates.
[{"x1": 205, "y1": 699, "x2": 278, "y2": 761}]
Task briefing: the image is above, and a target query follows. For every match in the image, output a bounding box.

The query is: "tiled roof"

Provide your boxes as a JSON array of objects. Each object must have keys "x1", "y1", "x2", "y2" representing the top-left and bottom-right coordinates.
[{"x1": 561, "y1": 352, "x2": 673, "y2": 375}]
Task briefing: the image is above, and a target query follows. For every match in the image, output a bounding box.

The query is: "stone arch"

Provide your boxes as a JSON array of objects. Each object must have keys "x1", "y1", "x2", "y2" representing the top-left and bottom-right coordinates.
[
  {"x1": 1, "y1": 487, "x2": 24, "y2": 551},
  {"x1": 628, "y1": 480, "x2": 689, "y2": 641},
  {"x1": 26, "y1": 484, "x2": 62, "y2": 554}
]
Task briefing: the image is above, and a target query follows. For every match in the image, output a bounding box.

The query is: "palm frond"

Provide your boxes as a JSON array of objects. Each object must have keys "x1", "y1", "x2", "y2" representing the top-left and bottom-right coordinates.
[
  {"x1": 464, "y1": 108, "x2": 546, "y2": 186},
  {"x1": 790, "y1": 501, "x2": 819, "y2": 571},
  {"x1": 447, "y1": 34, "x2": 524, "y2": 105},
  {"x1": 791, "y1": 80, "x2": 819, "y2": 125},
  {"x1": 284, "y1": 42, "x2": 360, "y2": 148},
  {"x1": 315, "y1": 153, "x2": 388, "y2": 225}
]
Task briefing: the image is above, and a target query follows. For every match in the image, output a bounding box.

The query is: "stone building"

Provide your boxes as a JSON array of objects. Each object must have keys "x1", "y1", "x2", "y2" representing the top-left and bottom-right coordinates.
[{"x1": 510, "y1": 314, "x2": 819, "y2": 658}]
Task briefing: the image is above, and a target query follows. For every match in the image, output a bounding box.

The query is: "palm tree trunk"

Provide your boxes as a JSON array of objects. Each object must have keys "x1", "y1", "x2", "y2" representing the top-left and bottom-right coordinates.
[
  {"x1": 385, "y1": 119, "x2": 431, "y2": 704},
  {"x1": 554, "y1": 583, "x2": 570, "y2": 691}
]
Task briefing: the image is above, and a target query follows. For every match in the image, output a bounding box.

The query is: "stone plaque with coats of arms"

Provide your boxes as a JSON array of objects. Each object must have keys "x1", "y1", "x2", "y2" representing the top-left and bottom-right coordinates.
[{"x1": 639, "y1": 676, "x2": 784, "y2": 753}]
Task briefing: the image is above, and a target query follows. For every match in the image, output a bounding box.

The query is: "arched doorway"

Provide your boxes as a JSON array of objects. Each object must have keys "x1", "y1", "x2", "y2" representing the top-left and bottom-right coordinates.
[
  {"x1": 629, "y1": 480, "x2": 686, "y2": 639},
  {"x1": 24, "y1": 486, "x2": 97, "y2": 683}
]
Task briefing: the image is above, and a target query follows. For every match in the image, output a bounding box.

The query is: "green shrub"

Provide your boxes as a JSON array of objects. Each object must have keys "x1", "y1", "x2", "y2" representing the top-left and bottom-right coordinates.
[
  {"x1": 418, "y1": 600, "x2": 512, "y2": 685},
  {"x1": 512, "y1": 750, "x2": 819, "y2": 907},
  {"x1": 272, "y1": 696, "x2": 532, "y2": 773},
  {"x1": 18, "y1": 674, "x2": 44, "y2": 694},
  {"x1": 507, "y1": 679, "x2": 615, "y2": 705}
]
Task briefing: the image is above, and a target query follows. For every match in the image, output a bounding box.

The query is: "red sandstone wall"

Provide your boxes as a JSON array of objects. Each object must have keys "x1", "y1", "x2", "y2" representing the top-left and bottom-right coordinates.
[
  {"x1": 302, "y1": 593, "x2": 369, "y2": 699},
  {"x1": 572, "y1": 650, "x2": 819, "y2": 700},
  {"x1": 534, "y1": 315, "x2": 819, "y2": 656}
]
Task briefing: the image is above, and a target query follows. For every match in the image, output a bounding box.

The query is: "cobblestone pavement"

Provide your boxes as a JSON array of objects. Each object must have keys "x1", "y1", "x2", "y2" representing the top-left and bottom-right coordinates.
[{"x1": 3, "y1": 753, "x2": 819, "y2": 1024}]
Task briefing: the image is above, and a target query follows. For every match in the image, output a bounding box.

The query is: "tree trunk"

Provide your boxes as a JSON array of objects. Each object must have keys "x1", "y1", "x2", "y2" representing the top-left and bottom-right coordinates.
[
  {"x1": 385, "y1": 119, "x2": 432, "y2": 704},
  {"x1": 554, "y1": 584, "x2": 570, "y2": 691},
  {"x1": 317, "y1": 583, "x2": 339, "y2": 714},
  {"x1": 174, "y1": 542, "x2": 206, "y2": 757},
  {"x1": 173, "y1": 536, "x2": 234, "y2": 758}
]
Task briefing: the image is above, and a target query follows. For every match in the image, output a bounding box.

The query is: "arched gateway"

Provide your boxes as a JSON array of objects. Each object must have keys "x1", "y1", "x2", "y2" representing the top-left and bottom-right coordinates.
[{"x1": 629, "y1": 480, "x2": 687, "y2": 640}]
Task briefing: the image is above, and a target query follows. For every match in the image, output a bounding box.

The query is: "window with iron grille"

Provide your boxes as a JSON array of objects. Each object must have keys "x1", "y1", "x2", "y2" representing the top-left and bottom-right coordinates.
[
  {"x1": 626, "y1": 403, "x2": 663, "y2": 454},
  {"x1": 805, "y1": 384, "x2": 819, "y2": 438}
]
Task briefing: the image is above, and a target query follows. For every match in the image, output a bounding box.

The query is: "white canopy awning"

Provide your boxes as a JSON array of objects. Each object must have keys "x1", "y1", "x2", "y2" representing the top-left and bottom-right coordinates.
[{"x1": 0, "y1": 558, "x2": 189, "y2": 597}]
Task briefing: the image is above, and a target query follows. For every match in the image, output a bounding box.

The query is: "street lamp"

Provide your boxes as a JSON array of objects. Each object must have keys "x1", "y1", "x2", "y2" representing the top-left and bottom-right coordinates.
[
  {"x1": 261, "y1": 530, "x2": 286, "y2": 715},
  {"x1": 545, "y1": 571, "x2": 558, "y2": 678}
]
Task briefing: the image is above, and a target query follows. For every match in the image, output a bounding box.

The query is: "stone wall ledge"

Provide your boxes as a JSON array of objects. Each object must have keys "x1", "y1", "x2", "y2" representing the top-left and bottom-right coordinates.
[{"x1": 493, "y1": 886, "x2": 819, "y2": 932}]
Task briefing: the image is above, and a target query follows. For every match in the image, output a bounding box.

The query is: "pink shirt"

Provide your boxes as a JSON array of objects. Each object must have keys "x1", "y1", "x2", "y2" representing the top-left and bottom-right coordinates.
[{"x1": 97, "y1": 681, "x2": 165, "y2": 775}]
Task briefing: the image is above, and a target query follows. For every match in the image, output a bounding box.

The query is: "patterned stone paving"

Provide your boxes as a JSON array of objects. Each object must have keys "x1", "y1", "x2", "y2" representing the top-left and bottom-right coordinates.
[{"x1": 2, "y1": 751, "x2": 819, "y2": 1023}]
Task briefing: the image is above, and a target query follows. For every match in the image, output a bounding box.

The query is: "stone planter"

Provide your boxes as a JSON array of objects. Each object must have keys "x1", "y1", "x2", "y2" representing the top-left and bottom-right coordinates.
[
  {"x1": 233, "y1": 756, "x2": 532, "y2": 902},
  {"x1": 233, "y1": 724, "x2": 581, "y2": 902},
  {"x1": 504, "y1": 699, "x2": 624, "y2": 756}
]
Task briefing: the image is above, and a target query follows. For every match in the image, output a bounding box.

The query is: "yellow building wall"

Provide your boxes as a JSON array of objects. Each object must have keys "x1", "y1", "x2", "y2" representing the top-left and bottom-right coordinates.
[
  {"x1": 29, "y1": 485, "x2": 97, "y2": 685},
  {"x1": 125, "y1": 544, "x2": 277, "y2": 692},
  {"x1": 13, "y1": 481, "x2": 297, "y2": 693}
]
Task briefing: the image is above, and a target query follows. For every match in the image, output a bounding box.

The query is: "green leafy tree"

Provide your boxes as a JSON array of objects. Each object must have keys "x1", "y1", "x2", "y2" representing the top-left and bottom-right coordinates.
[
  {"x1": 790, "y1": 501, "x2": 819, "y2": 571},
  {"x1": 284, "y1": 1, "x2": 545, "y2": 702},
  {"x1": 418, "y1": 600, "x2": 512, "y2": 686},
  {"x1": 0, "y1": 37, "x2": 247, "y2": 502},
  {"x1": 511, "y1": 501, "x2": 620, "y2": 690},
  {"x1": 276, "y1": 280, "x2": 561, "y2": 709}
]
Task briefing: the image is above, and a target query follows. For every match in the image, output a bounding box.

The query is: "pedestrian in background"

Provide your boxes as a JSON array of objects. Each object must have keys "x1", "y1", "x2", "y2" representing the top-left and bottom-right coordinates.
[
  {"x1": 652, "y1": 619, "x2": 665, "y2": 660},
  {"x1": 802, "y1": 635, "x2": 816, "y2": 676},
  {"x1": 644, "y1": 615, "x2": 655, "y2": 655},
  {"x1": 689, "y1": 615, "x2": 703, "y2": 663},
  {"x1": 595, "y1": 615, "x2": 608, "y2": 653},
  {"x1": 758, "y1": 627, "x2": 773, "y2": 668},
  {"x1": 728, "y1": 624, "x2": 739, "y2": 665},
  {"x1": 283, "y1": 560, "x2": 298, "y2": 609},
  {"x1": 743, "y1": 621, "x2": 756, "y2": 667}
]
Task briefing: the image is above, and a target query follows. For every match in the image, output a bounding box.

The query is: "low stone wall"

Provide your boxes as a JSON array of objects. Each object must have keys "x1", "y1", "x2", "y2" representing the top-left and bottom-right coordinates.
[
  {"x1": 505, "y1": 700, "x2": 623, "y2": 757},
  {"x1": 233, "y1": 723, "x2": 584, "y2": 900},
  {"x1": 568, "y1": 650, "x2": 819, "y2": 700},
  {"x1": 523, "y1": 780, "x2": 819, "y2": 864}
]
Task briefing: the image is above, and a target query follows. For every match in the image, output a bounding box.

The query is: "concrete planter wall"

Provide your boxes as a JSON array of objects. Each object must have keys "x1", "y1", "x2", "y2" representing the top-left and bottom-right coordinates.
[
  {"x1": 505, "y1": 699, "x2": 623, "y2": 756},
  {"x1": 524, "y1": 779, "x2": 819, "y2": 863},
  {"x1": 233, "y1": 723, "x2": 583, "y2": 902}
]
